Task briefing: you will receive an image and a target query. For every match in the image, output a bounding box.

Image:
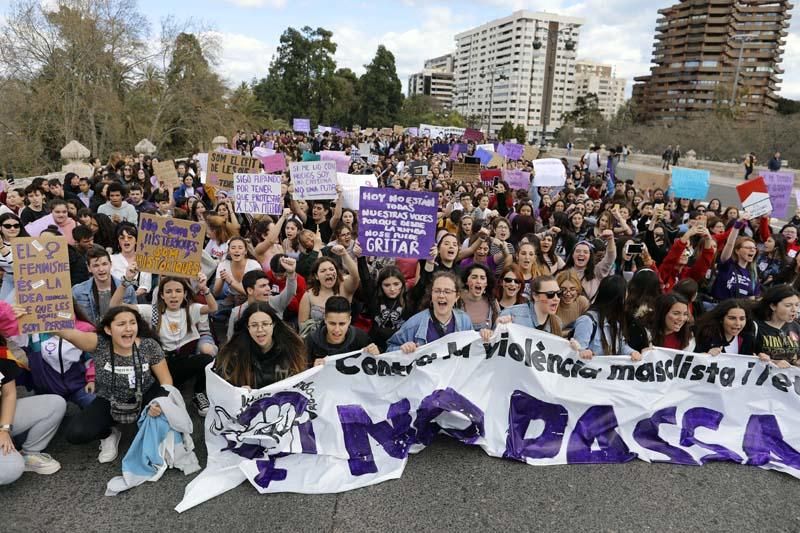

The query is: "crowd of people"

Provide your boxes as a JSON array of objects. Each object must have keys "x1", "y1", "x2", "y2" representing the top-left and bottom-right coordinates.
[{"x1": 1, "y1": 128, "x2": 799, "y2": 489}]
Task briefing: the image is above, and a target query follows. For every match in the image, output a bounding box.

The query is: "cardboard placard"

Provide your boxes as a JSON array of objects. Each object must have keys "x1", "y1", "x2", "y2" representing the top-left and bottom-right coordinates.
[
  {"x1": 634, "y1": 170, "x2": 670, "y2": 191},
  {"x1": 207, "y1": 152, "x2": 261, "y2": 190},
  {"x1": 289, "y1": 161, "x2": 338, "y2": 200},
  {"x1": 463, "y1": 128, "x2": 483, "y2": 142},
  {"x1": 320, "y1": 151, "x2": 351, "y2": 173},
  {"x1": 380, "y1": 128, "x2": 393, "y2": 136},
  {"x1": 136, "y1": 214, "x2": 206, "y2": 277},
  {"x1": 336, "y1": 173, "x2": 378, "y2": 210},
  {"x1": 358, "y1": 188, "x2": 437, "y2": 259},
  {"x1": 452, "y1": 162, "x2": 481, "y2": 183},
  {"x1": 12, "y1": 235, "x2": 75, "y2": 334},
  {"x1": 498, "y1": 142, "x2": 524, "y2": 161},
  {"x1": 475, "y1": 148, "x2": 493, "y2": 166},
  {"x1": 522, "y1": 145, "x2": 539, "y2": 161},
  {"x1": 393, "y1": 125, "x2": 404, "y2": 136},
  {"x1": 488, "y1": 153, "x2": 506, "y2": 168},
  {"x1": 234, "y1": 173, "x2": 283, "y2": 215},
  {"x1": 502, "y1": 169, "x2": 531, "y2": 191},
  {"x1": 261, "y1": 153, "x2": 287, "y2": 174},
  {"x1": 532, "y1": 159, "x2": 567, "y2": 186},
  {"x1": 152, "y1": 159, "x2": 180, "y2": 188}
]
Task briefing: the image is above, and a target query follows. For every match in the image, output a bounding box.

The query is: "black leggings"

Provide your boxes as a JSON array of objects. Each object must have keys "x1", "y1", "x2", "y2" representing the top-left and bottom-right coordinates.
[
  {"x1": 166, "y1": 353, "x2": 213, "y2": 394},
  {"x1": 64, "y1": 385, "x2": 165, "y2": 444}
]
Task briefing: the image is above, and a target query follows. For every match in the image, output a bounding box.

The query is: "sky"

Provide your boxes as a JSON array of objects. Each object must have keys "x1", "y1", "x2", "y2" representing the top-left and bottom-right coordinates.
[{"x1": 2, "y1": 0, "x2": 800, "y2": 99}]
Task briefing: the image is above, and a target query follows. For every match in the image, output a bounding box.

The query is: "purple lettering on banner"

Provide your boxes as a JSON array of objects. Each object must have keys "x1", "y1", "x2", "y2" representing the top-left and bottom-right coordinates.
[
  {"x1": 358, "y1": 188, "x2": 437, "y2": 259},
  {"x1": 632, "y1": 407, "x2": 697, "y2": 465},
  {"x1": 680, "y1": 407, "x2": 742, "y2": 464},
  {"x1": 254, "y1": 453, "x2": 289, "y2": 488},
  {"x1": 414, "y1": 388, "x2": 485, "y2": 446},
  {"x1": 760, "y1": 172, "x2": 794, "y2": 219},
  {"x1": 337, "y1": 399, "x2": 415, "y2": 476},
  {"x1": 566, "y1": 405, "x2": 637, "y2": 464},
  {"x1": 504, "y1": 390, "x2": 568, "y2": 461},
  {"x1": 743, "y1": 414, "x2": 800, "y2": 469}
]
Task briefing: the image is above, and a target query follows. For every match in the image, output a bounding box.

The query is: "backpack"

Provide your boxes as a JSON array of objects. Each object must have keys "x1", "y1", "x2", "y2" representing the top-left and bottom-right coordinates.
[{"x1": 566, "y1": 312, "x2": 598, "y2": 345}]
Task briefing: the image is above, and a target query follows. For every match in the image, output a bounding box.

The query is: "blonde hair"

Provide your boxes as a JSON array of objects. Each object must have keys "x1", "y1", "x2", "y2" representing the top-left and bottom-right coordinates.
[{"x1": 556, "y1": 270, "x2": 584, "y2": 296}]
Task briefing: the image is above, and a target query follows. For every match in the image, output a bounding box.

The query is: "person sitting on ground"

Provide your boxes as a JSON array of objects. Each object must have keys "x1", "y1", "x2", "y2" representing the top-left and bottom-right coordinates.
[
  {"x1": 227, "y1": 258, "x2": 298, "y2": 340},
  {"x1": 304, "y1": 296, "x2": 379, "y2": 367}
]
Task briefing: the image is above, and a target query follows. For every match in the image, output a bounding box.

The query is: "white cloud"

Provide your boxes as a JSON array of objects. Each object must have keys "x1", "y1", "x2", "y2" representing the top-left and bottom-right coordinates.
[
  {"x1": 223, "y1": 0, "x2": 287, "y2": 7},
  {"x1": 204, "y1": 31, "x2": 275, "y2": 85}
]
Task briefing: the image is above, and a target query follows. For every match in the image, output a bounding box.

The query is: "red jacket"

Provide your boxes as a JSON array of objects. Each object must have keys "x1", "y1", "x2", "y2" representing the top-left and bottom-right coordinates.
[
  {"x1": 265, "y1": 269, "x2": 306, "y2": 315},
  {"x1": 658, "y1": 239, "x2": 714, "y2": 292}
]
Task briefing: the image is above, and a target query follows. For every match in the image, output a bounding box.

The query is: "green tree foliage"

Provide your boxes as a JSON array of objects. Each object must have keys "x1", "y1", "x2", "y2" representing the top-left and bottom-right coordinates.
[
  {"x1": 496, "y1": 121, "x2": 526, "y2": 141},
  {"x1": 329, "y1": 68, "x2": 360, "y2": 129},
  {"x1": 778, "y1": 98, "x2": 800, "y2": 115},
  {"x1": 561, "y1": 93, "x2": 605, "y2": 129},
  {"x1": 358, "y1": 45, "x2": 403, "y2": 127}
]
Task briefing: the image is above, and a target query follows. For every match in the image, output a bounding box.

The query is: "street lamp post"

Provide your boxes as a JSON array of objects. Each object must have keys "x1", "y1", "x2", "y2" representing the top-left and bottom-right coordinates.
[
  {"x1": 526, "y1": 38, "x2": 543, "y2": 144},
  {"x1": 731, "y1": 33, "x2": 759, "y2": 110},
  {"x1": 481, "y1": 66, "x2": 508, "y2": 139}
]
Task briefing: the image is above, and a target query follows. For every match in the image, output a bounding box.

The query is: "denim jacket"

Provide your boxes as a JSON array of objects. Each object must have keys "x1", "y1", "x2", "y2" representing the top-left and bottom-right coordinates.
[
  {"x1": 572, "y1": 310, "x2": 634, "y2": 356},
  {"x1": 386, "y1": 309, "x2": 473, "y2": 352},
  {"x1": 73, "y1": 276, "x2": 136, "y2": 325}
]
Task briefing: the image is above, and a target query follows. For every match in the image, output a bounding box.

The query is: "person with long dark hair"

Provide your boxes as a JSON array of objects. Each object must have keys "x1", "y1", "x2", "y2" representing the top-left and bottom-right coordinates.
[
  {"x1": 0, "y1": 212, "x2": 28, "y2": 302},
  {"x1": 570, "y1": 275, "x2": 640, "y2": 360},
  {"x1": 624, "y1": 269, "x2": 662, "y2": 351},
  {"x1": 50, "y1": 306, "x2": 173, "y2": 464},
  {"x1": 751, "y1": 284, "x2": 800, "y2": 368},
  {"x1": 694, "y1": 299, "x2": 755, "y2": 356},
  {"x1": 757, "y1": 233, "x2": 791, "y2": 287},
  {"x1": 365, "y1": 266, "x2": 414, "y2": 352},
  {"x1": 460, "y1": 263, "x2": 500, "y2": 331},
  {"x1": 496, "y1": 264, "x2": 526, "y2": 311},
  {"x1": 214, "y1": 302, "x2": 307, "y2": 389},
  {"x1": 648, "y1": 293, "x2": 693, "y2": 351}
]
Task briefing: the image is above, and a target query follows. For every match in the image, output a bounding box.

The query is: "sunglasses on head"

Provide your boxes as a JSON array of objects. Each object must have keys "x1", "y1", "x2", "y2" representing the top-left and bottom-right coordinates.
[{"x1": 536, "y1": 290, "x2": 563, "y2": 299}]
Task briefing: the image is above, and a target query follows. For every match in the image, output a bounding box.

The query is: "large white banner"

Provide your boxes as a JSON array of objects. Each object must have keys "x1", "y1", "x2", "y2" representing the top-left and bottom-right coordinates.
[
  {"x1": 177, "y1": 325, "x2": 800, "y2": 512},
  {"x1": 418, "y1": 124, "x2": 466, "y2": 139}
]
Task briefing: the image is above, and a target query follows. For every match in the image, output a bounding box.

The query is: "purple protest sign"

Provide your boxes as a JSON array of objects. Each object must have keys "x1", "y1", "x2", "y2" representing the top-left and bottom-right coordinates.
[
  {"x1": 359, "y1": 188, "x2": 437, "y2": 259},
  {"x1": 503, "y1": 143, "x2": 524, "y2": 161},
  {"x1": 433, "y1": 143, "x2": 450, "y2": 154},
  {"x1": 261, "y1": 153, "x2": 286, "y2": 174},
  {"x1": 502, "y1": 169, "x2": 531, "y2": 191},
  {"x1": 760, "y1": 171, "x2": 795, "y2": 219},
  {"x1": 320, "y1": 150, "x2": 351, "y2": 173},
  {"x1": 449, "y1": 144, "x2": 461, "y2": 161},
  {"x1": 293, "y1": 118, "x2": 311, "y2": 133}
]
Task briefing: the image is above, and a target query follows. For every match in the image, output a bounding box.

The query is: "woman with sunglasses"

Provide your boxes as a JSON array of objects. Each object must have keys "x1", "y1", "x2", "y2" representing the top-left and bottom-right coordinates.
[
  {"x1": 0, "y1": 213, "x2": 26, "y2": 301},
  {"x1": 496, "y1": 265, "x2": 526, "y2": 311},
  {"x1": 498, "y1": 275, "x2": 563, "y2": 335}
]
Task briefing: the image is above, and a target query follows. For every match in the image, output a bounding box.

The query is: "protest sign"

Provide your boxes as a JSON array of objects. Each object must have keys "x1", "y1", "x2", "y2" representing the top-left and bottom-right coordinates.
[
  {"x1": 302, "y1": 151, "x2": 321, "y2": 162},
  {"x1": 336, "y1": 173, "x2": 377, "y2": 210},
  {"x1": 760, "y1": 172, "x2": 795, "y2": 219},
  {"x1": 293, "y1": 118, "x2": 311, "y2": 133},
  {"x1": 367, "y1": 154, "x2": 379, "y2": 165},
  {"x1": 475, "y1": 148, "x2": 493, "y2": 166},
  {"x1": 532, "y1": 158, "x2": 567, "y2": 186},
  {"x1": 452, "y1": 162, "x2": 481, "y2": 183},
  {"x1": 135, "y1": 214, "x2": 205, "y2": 277},
  {"x1": 252, "y1": 146, "x2": 275, "y2": 160},
  {"x1": 177, "y1": 324, "x2": 800, "y2": 512},
  {"x1": 477, "y1": 143, "x2": 495, "y2": 153},
  {"x1": 464, "y1": 128, "x2": 483, "y2": 141},
  {"x1": 481, "y1": 169, "x2": 501, "y2": 182},
  {"x1": 503, "y1": 169, "x2": 531, "y2": 191},
  {"x1": 412, "y1": 165, "x2": 429, "y2": 177},
  {"x1": 234, "y1": 173, "x2": 282, "y2": 215},
  {"x1": 261, "y1": 153, "x2": 287, "y2": 174},
  {"x1": 207, "y1": 152, "x2": 261, "y2": 190},
  {"x1": 12, "y1": 235, "x2": 74, "y2": 335},
  {"x1": 24, "y1": 214, "x2": 55, "y2": 238},
  {"x1": 419, "y1": 124, "x2": 466, "y2": 138},
  {"x1": 407, "y1": 127, "x2": 418, "y2": 137},
  {"x1": 523, "y1": 145, "x2": 539, "y2": 161},
  {"x1": 488, "y1": 153, "x2": 505, "y2": 168},
  {"x1": 393, "y1": 125, "x2": 404, "y2": 136},
  {"x1": 670, "y1": 167, "x2": 710, "y2": 200},
  {"x1": 737, "y1": 177, "x2": 772, "y2": 218},
  {"x1": 358, "y1": 189, "x2": 436, "y2": 259},
  {"x1": 289, "y1": 161, "x2": 338, "y2": 200},
  {"x1": 498, "y1": 142, "x2": 524, "y2": 161},
  {"x1": 320, "y1": 151, "x2": 351, "y2": 173},
  {"x1": 215, "y1": 147, "x2": 241, "y2": 156},
  {"x1": 634, "y1": 170, "x2": 670, "y2": 191},
  {"x1": 196, "y1": 153, "x2": 209, "y2": 174},
  {"x1": 432, "y1": 143, "x2": 450, "y2": 154},
  {"x1": 152, "y1": 159, "x2": 180, "y2": 188},
  {"x1": 463, "y1": 156, "x2": 481, "y2": 165}
]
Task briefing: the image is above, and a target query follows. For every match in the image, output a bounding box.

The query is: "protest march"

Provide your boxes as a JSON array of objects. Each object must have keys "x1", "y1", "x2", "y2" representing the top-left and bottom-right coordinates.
[{"x1": 2, "y1": 125, "x2": 800, "y2": 514}]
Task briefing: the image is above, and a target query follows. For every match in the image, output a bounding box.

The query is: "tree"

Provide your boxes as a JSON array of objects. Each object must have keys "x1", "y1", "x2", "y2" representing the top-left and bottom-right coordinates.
[
  {"x1": 561, "y1": 93, "x2": 605, "y2": 129},
  {"x1": 329, "y1": 68, "x2": 360, "y2": 129},
  {"x1": 358, "y1": 45, "x2": 403, "y2": 127},
  {"x1": 397, "y1": 95, "x2": 443, "y2": 126},
  {"x1": 253, "y1": 26, "x2": 337, "y2": 125},
  {"x1": 497, "y1": 121, "x2": 515, "y2": 140},
  {"x1": 777, "y1": 98, "x2": 800, "y2": 115}
]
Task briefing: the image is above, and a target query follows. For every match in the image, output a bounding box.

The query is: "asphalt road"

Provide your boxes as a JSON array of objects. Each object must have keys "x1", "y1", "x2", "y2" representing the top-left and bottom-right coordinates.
[{"x1": 3, "y1": 396, "x2": 800, "y2": 533}]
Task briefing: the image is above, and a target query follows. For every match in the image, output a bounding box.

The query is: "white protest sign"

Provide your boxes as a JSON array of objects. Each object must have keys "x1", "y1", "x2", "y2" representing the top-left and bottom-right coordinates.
[
  {"x1": 418, "y1": 124, "x2": 466, "y2": 138},
  {"x1": 177, "y1": 324, "x2": 800, "y2": 512},
  {"x1": 234, "y1": 173, "x2": 282, "y2": 215},
  {"x1": 252, "y1": 146, "x2": 276, "y2": 159},
  {"x1": 336, "y1": 173, "x2": 377, "y2": 210},
  {"x1": 532, "y1": 158, "x2": 567, "y2": 186},
  {"x1": 289, "y1": 161, "x2": 338, "y2": 200}
]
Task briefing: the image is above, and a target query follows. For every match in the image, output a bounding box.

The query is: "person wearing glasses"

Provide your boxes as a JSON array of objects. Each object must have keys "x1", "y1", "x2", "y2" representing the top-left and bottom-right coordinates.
[
  {"x1": 555, "y1": 271, "x2": 590, "y2": 334},
  {"x1": 496, "y1": 265, "x2": 526, "y2": 311},
  {"x1": 711, "y1": 212, "x2": 761, "y2": 301},
  {"x1": 0, "y1": 213, "x2": 27, "y2": 302},
  {"x1": 387, "y1": 271, "x2": 473, "y2": 353},
  {"x1": 497, "y1": 275, "x2": 564, "y2": 336},
  {"x1": 214, "y1": 302, "x2": 307, "y2": 389}
]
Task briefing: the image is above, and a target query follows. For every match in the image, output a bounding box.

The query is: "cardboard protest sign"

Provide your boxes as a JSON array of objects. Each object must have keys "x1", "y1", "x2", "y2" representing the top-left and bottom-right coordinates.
[
  {"x1": 522, "y1": 145, "x2": 539, "y2": 161},
  {"x1": 261, "y1": 153, "x2": 287, "y2": 174},
  {"x1": 488, "y1": 153, "x2": 505, "y2": 168},
  {"x1": 634, "y1": 170, "x2": 670, "y2": 191},
  {"x1": 502, "y1": 169, "x2": 531, "y2": 191},
  {"x1": 393, "y1": 125, "x2": 404, "y2": 136},
  {"x1": 152, "y1": 159, "x2": 180, "y2": 188},
  {"x1": 379, "y1": 127, "x2": 393, "y2": 137},
  {"x1": 320, "y1": 151, "x2": 351, "y2": 173},
  {"x1": 736, "y1": 176, "x2": 772, "y2": 218},
  {"x1": 407, "y1": 127, "x2": 418, "y2": 137},
  {"x1": 252, "y1": 146, "x2": 275, "y2": 159},
  {"x1": 464, "y1": 128, "x2": 483, "y2": 141},
  {"x1": 475, "y1": 148, "x2": 493, "y2": 166},
  {"x1": 293, "y1": 118, "x2": 311, "y2": 133},
  {"x1": 358, "y1": 188, "x2": 437, "y2": 259},
  {"x1": 12, "y1": 235, "x2": 75, "y2": 335},
  {"x1": 760, "y1": 172, "x2": 795, "y2": 219},
  {"x1": 452, "y1": 162, "x2": 481, "y2": 183},
  {"x1": 532, "y1": 158, "x2": 567, "y2": 186},
  {"x1": 24, "y1": 214, "x2": 55, "y2": 238},
  {"x1": 498, "y1": 142, "x2": 524, "y2": 161},
  {"x1": 670, "y1": 167, "x2": 710, "y2": 201},
  {"x1": 234, "y1": 173, "x2": 282, "y2": 215},
  {"x1": 136, "y1": 214, "x2": 205, "y2": 277},
  {"x1": 207, "y1": 152, "x2": 261, "y2": 190},
  {"x1": 290, "y1": 161, "x2": 338, "y2": 200},
  {"x1": 336, "y1": 173, "x2": 378, "y2": 210}
]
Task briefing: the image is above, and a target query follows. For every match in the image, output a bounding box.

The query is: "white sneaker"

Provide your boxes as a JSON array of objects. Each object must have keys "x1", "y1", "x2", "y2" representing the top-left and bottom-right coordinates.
[
  {"x1": 98, "y1": 427, "x2": 121, "y2": 463},
  {"x1": 22, "y1": 452, "x2": 61, "y2": 475}
]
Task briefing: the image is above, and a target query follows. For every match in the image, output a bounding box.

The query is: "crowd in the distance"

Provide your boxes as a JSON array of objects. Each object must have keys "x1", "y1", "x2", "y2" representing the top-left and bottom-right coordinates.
[{"x1": 1, "y1": 128, "x2": 799, "y2": 488}]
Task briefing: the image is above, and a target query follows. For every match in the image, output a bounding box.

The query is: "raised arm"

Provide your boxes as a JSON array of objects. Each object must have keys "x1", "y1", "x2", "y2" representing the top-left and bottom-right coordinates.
[{"x1": 719, "y1": 216, "x2": 746, "y2": 263}]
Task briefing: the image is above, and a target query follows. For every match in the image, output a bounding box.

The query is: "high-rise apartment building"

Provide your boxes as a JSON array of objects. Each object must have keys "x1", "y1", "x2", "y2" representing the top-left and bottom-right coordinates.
[
  {"x1": 574, "y1": 61, "x2": 626, "y2": 121},
  {"x1": 408, "y1": 54, "x2": 455, "y2": 109},
  {"x1": 633, "y1": 0, "x2": 792, "y2": 121},
  {"x1": 453, "y1": 11, "x2": 583, "y2": 140}
]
